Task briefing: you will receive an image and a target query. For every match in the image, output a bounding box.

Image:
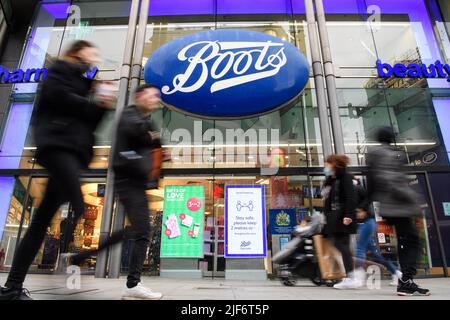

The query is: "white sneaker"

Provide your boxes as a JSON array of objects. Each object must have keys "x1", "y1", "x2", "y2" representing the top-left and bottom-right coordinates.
[
  {"x1": 333, "y1": 278, "x2": 363, "y2": 290},
  {"x1": 354, "y1": 268, "x2": 366, "y2": 283},
  {"x1": 390, "y1": 270, "x2": 403, "y2": 287},
  {"x1": 122, "y1": 283, "x2": 162, "y2": 300}
]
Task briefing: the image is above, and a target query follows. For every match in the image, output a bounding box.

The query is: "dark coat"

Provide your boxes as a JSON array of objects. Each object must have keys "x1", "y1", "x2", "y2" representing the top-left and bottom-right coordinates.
[
  {"x1": 33, "y1": 60, "x2": 105, "y2": 167},
  {"x1": 366, "y1": 144, "x2": 422, "y2": 217},
  {"x1": 112, "y1": 105, "x2": 161, "y2": 187},
  {"x1": 323, "y1": 168, "x2": 357, "y2": 235},
  {"x1": 355, "y1": 184, "x2": 374, "y2": 222}
]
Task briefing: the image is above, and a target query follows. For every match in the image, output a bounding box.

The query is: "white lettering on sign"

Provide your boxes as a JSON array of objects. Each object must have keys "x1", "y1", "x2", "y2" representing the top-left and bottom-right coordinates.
[{"x1": 162, "y1": 41, "x2": 287, "y2": 95}]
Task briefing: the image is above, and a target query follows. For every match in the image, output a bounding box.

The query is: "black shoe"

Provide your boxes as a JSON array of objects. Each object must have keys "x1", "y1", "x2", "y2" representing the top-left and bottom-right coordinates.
[
  {"x1": 0, "y1": 286, "x2": 33, "y2": 300},
  {"x1": 397, "y1": 279, "x2": 431, "y2": 296}
]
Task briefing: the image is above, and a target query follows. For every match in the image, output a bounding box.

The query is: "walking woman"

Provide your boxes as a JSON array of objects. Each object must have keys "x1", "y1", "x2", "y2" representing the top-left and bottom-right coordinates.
[
  {"x1": 321, "y1": 155, "x2": 360, "y2": 289},
  {"x1": 0, "y1": 40, "x2": 114, "y2": 300},
  {"x1": 353, "y1": 177, "x2": 403, "y2": 286}
]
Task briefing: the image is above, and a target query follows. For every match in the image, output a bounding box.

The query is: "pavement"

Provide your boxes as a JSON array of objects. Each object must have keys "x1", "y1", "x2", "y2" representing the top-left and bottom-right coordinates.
[{"x1": 1, "y1": 273, "x2": 449, "y2": 300}]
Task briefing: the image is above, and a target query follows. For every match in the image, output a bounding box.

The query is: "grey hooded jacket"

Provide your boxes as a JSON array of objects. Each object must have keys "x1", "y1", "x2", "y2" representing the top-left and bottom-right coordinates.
[{"x1": 366, "y1": 144, "x2": 422, "y2": 218}]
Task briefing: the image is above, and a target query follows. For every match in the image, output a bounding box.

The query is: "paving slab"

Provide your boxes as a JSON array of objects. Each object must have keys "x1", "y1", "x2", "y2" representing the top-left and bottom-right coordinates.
[{"x1": 0, "y1": 274, "x2": 448, "y2": 300}]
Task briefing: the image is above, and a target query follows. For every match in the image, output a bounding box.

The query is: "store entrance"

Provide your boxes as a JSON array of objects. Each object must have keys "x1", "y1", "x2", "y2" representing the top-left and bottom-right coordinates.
[
  {"x1": 0, "y1": 176, "x2": 106, "y2": 274},
  {"x1": 154, "y1": 176, "x2": 227, "y2": 278},
  {"x1": 157, "y1": 176, "x2": 273, "y2": 278}
]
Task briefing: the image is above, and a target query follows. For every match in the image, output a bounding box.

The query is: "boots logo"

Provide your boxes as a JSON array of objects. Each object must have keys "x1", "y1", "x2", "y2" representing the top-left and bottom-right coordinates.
[
  {"x1": 161, "y1": 40, "x2": 287, "y2": 95},
  {"x1": 144, "y1": 29, "x2": 309, "y2": 119}
]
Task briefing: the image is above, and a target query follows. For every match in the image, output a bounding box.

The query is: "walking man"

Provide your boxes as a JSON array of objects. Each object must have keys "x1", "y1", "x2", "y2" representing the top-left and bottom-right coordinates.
[
  {"x1": 70, "y1": 84, "x2": 164, "y2": 300},
  {"x1": 366, "y1": 127, "x2": 430, "y2": 296}
]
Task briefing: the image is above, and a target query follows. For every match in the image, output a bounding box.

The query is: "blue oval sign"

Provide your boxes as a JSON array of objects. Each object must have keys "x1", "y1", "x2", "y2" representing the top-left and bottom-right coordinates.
[{"x1": 144, "y1": 29, "x2": 309, "y2": 119}]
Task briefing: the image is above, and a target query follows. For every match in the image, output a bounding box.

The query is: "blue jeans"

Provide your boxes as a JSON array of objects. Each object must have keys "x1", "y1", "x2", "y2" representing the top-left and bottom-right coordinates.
[{"x1": 356, "y1": 218, "x2": 397, "y2": 274}]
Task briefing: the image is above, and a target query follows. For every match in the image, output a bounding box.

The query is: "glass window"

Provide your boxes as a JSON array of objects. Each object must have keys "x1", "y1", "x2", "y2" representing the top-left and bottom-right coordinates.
[
  {"x1": 0, "y1": 1, "x2": 132, "y2": 170},
  {"x1": 0, "y1": 177, "x2": 31, "y2": 270}
]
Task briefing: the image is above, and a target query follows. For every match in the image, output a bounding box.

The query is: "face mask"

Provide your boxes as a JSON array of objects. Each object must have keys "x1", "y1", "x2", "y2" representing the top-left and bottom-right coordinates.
[
  {"x1": 324, "y1": 167, "x2": 334, "y2": 177},
  {"x1": 353, "y1": 180, "x2": 358, "y2": 186}
]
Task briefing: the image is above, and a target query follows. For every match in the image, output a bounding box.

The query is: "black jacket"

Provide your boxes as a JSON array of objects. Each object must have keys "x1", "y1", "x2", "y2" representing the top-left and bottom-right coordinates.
[
  {"x1": 322, "y1": 168, "x2": 357, "y2": 235},
  {"x1": 33, "y1": 60, "x2": 105, "y2": 167},
  {"x1": 112, "y1": 105, "x2": 161, "y2": 187},
  {"x1": 355, "y1": 184, "x2": 374, "y2": 222}
]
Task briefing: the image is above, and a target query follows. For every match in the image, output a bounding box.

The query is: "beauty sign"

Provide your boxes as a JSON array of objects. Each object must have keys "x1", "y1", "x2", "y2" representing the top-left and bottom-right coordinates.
[{"x1": 160, "y1": 186, "x2": 205, "y2": 258}]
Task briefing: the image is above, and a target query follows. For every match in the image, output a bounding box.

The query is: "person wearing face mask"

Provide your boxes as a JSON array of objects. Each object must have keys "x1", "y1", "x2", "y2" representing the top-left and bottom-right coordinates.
[
  {"x1": 321, "y1": 155, "x2": 360, "y2": 289},
  {"x1": 66, "y1": 84, "x2": 165, "y2": 300},
  {"x1": 352, "y1": 177, "x2": 402, "y2": 287},
  {"x1": 0, "y1": 40, "x2": 114, "y2": 300}
]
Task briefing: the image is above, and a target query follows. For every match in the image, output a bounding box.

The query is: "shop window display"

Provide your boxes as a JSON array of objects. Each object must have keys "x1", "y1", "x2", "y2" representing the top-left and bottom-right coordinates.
[
  {"x1": 0, "y1": 178, "x2": 106, "y2": 273},
  {"x1": 66, "y1": 183, "x2": 105, "y2": 271},
  {"x1": 0, "y1": 178, "x2": 31, "y2": 268}
]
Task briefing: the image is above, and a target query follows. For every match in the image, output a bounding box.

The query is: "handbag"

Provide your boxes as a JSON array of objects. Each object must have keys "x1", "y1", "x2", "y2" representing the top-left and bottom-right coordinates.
[
  {"x1": 147, "y1": 147, "x2": 162, "y2": 189},
  {"x1": 150, "y1": 147, "x2": 163, "y2": 181}
]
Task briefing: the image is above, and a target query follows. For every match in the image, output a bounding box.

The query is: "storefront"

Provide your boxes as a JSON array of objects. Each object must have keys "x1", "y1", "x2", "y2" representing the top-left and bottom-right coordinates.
[{"x1": 0, "y1": 0, "x2": 449, "y2": 279}]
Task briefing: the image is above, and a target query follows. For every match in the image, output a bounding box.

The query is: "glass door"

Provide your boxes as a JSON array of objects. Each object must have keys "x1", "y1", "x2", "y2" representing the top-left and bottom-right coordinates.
[
  {"x1": 200, "y1": 179, "x2": 221, "y2": 277},
  {"x1": 208, "y1": 180, "x2": 226, "y2": 278}
]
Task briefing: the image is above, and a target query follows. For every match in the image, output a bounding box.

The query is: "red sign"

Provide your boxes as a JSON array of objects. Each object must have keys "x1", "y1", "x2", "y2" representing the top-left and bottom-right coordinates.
[
  {"x1": 186, "y1": 197, "x2": 202, "y2": 211},
  {"x1": 376, "y1": 221, "x2": 394, "y2": 234}
]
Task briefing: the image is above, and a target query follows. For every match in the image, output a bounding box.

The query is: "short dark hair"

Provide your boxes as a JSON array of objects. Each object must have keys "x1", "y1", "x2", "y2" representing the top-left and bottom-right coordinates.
[
  {"x1": 135, "y1": 84, "x2": 160, "y2": 95},
  {"x1": 375, "y1": 126, "x2": 395, "y2": 144},
  {"x1": 64, "y1": 40, "x2": 95, "y2": 56}
]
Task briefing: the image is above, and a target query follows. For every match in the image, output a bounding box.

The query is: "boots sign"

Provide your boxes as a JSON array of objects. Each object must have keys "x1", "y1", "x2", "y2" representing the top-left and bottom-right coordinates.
[{"x1": 144, "y1": 29, "x2": 310, "y2": 119}]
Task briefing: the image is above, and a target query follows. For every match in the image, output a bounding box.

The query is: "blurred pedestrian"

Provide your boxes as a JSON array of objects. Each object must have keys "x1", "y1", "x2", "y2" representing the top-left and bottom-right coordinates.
[
  {"x1": 352, "y1": 177, "x2": 402, "y2": 286},
  {"x1": 0, "y1": 40, "x2": 114, "y2": 300},
  {"x1": 366, "y1": 126, "x2": 430, "y2": 296},
  {"x1": 68, "y1": 84, "x2": 164, "y2": 300},
  {"x1": 321, "y1": 155, "x2": 361, "y2": 289}
]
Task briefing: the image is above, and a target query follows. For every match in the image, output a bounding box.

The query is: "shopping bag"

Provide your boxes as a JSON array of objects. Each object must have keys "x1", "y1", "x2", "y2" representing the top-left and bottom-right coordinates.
[
  {"x1": 313, "y1": 235, "x2": 346, "y2": 280},
  {"x1": 146, "y1": 148, "x2": 163, "y2": 189}
]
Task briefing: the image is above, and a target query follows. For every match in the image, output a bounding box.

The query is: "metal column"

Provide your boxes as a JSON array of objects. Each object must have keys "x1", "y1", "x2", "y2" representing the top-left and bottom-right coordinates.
[
  {"x1": 304, "y1": 0, "x2": 333, "y2": 158},
  {"x1": 95, "y1": 0, "x2": 140, "y2": 278},
  {"x1": 129, "y1": 0, "x2": 150, "y2": 101},
  {"x1": 107, "y1": 0, "x2": 151, "y2": 279},
  {"x1": 314, "y1": 0, "x2": 345, "y2": 155}
]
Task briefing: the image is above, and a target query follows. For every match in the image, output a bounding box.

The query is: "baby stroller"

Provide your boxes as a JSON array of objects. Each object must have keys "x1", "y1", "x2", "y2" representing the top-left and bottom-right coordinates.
[{"x1": 272, "y1": 213, "x2": 341, "y2": 287}]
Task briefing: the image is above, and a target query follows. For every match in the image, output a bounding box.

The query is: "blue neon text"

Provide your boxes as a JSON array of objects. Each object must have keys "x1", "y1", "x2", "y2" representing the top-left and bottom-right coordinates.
[
  {"x1": 377, "y1": 60, "x2": 450, "y2": 82},
  {"x1": 0, "y1": 66, "x2": 98, "y2": 83}
]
